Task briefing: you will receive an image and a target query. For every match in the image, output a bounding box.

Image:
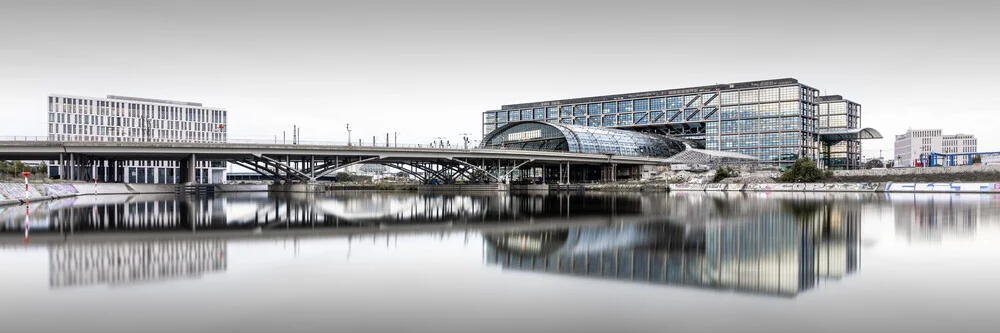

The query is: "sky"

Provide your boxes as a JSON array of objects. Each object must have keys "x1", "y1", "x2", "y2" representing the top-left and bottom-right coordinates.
[{"x1": 1, "y1": 0, "x2": 998, "y2": 158}]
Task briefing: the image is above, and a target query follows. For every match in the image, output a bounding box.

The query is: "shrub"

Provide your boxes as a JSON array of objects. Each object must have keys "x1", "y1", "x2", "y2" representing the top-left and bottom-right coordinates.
[
  {"x1": 779, "y1": 157, "x2": 828, "y2": 183},
  {"x1": 712, "y1": 166, "x2": 738, "y2": 182}
]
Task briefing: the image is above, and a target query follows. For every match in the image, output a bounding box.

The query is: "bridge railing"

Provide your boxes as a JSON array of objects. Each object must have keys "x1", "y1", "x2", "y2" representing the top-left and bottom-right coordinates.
[{"x1": 0, "y1": 136, "x2": 663, "y2": 158}]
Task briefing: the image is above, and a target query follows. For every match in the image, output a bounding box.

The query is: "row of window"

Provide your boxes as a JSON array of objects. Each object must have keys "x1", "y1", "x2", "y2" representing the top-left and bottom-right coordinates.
[
  {"x1": 50, "y1": 102, "x2": 227, "y2": 124},
  {"x1": 487, "y1": 102, "x2": 821, "y2": 124},
  {"x1": 486, "y1": 86, "x2": 816, "y2": 123},
  {"x1": 715, "y1": 117, "x2": 814, "y2": 134}
]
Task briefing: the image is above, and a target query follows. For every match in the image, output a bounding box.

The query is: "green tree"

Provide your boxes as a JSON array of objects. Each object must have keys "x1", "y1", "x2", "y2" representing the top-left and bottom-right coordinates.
[
  {"x1": 712, "y1": 166, "x2": 738, "y2": 182},
  {"x1": 12, "y1": 161, "x2": 26, "y2": 174},
  {"x1": 972, "y1": 155, "x2": 982, "y2": 164},
  {"x1": 864, "y1": 159, "x2": 884, "y2": 169},
  {"x1": 779, "y1": 157, "x2": 828, "y2": 183}
]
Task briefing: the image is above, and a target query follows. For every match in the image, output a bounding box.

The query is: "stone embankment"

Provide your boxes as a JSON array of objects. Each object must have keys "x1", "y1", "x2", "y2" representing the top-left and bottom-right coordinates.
[{"x1": 0, "y1": 182, "x2": 269, "y2": 207}]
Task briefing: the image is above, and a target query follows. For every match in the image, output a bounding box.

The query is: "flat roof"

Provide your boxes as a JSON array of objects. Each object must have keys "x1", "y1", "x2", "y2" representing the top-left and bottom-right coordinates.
[
  {"x1": 49, "y1": 94, "x2": 224, "y2": 109},
  {"x1": 500, "y1": 78, "x2": 815, "y2": 111}
]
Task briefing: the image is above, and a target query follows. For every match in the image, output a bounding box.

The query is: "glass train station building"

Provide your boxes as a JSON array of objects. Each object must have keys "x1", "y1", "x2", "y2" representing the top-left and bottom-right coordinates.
[{"x1": 481, "y1": 78, "x2": 881, "y2": 169}]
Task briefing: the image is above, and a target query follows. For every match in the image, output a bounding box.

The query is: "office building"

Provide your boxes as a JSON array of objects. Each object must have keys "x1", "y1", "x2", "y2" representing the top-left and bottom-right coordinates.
[
  {"x1": 893, "y1": 129, "x2": 977, "y2": 167},
  {"x1": 46, "y1": 94, "x2": 228, "y2": 183},
  {"x1": 817, "y1": 95, "x2": 863, "y2": 169},
  {"x1": 481, "y1": 78, "x2": 879, "y2": 168}
]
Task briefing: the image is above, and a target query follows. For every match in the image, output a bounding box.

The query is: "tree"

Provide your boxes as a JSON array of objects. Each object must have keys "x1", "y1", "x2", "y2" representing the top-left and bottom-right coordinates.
[
  {"x1": 12, "y1": 161, "x2": 25, "y2": 174},
  {"x1": 864, "y1": 159, "x2": 884, "y2": 169},
  {"x1": 712, "y1": 166, "x2": 738, "y2": 182},
  {"x1": 779, "y1": 157, "x2": 828, "y2": 183},
  {"x1": 972, "y1": 155, "x2": 982, "y2": 164}
]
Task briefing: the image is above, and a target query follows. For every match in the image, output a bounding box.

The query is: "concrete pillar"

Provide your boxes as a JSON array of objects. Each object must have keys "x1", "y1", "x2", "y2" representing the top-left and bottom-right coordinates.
[
  {"x1": 58, "y1": 153, "x2": 65, "y2": 180},
  {"x1": 179, "y1": 154, "x2": 197, "y2": 184}
]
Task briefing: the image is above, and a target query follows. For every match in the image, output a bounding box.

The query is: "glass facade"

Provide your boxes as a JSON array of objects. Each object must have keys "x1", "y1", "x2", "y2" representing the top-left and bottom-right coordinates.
[
  {"x1": 817, "y1": 97, "x2": 863, "y2": 169},
  {"x1": 481, "y1": 79, "x2": 830, "y2": 166},
  {"x1": 481, "y1": 122, "x2": 687, "y2": 158}
]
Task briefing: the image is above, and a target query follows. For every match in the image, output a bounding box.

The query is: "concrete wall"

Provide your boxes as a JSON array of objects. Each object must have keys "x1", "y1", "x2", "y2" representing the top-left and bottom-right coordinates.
[{"x1": 834, "y1": 165, "x2": 1000, "y2": 177}]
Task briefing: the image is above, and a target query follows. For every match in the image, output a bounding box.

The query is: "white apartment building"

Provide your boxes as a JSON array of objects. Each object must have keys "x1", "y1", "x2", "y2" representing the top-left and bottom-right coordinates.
[
  {"x1": 893, "y1": 129, "x2": 977, "y2": 167},
  {"x1": 47, "y1": 94, "x2": 228, "y2": 183}
]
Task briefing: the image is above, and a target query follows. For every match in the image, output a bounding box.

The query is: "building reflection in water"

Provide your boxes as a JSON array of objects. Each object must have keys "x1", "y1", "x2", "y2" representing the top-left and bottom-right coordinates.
[
  {"x1": 47, "y1": 239, "x2": 227, "y2": 289},
  {"x1": 890, "y1": 193, "x2": 997, "y2": 243},
  {"x1": 2, "y1": 192, "x2": 667, "y2": 234},
  {"x1": 483, "y1": 198, "x2": 860, "y2": 298}
]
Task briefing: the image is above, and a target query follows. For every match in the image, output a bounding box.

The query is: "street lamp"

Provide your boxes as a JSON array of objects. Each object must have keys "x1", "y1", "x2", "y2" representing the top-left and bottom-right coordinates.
[
  {"x1": 346, "y1": 124, "x2": 352, "y2": 146},
  {"x1": 460, "y1": 133, "x2": 472, "y2": 150}
]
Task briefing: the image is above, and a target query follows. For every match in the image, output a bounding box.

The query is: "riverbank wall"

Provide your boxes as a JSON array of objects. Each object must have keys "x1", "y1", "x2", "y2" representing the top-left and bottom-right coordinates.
[
  {"x1": 669, "y1": 182, "x2": 1000, "y2": 194},
  {"x1": 0, "y1": 182, "x2": 270, "y2": 207}
]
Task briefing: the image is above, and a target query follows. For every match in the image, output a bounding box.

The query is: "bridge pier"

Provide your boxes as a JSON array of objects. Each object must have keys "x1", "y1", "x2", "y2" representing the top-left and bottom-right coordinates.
[{"x1": 179, "y1": 154, "x2": 197, "y2": 184}]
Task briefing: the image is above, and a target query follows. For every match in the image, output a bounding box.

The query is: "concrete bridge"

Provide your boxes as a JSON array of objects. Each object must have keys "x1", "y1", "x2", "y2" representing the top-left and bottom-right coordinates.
[{"x1": 0, "y1": 140, "x2": 669, "y2": 184}]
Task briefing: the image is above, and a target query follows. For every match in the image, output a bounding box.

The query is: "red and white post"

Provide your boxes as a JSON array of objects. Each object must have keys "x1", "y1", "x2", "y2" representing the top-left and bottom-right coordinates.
[
  {"x1": 22, "y1": 171, "x2": 30, "y2": 244},
  {"x1": 21, "y1": 171, "x2": 30, "y2": 204}
]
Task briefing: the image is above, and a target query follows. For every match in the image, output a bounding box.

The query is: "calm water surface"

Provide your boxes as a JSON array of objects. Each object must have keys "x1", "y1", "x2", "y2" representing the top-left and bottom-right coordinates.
[{"x1": 1, "y1": 191, "x2": 999, "y2": 333}]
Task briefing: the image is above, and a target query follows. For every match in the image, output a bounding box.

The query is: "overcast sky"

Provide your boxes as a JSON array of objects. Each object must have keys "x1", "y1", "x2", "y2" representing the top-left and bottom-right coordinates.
[{"x1": 2, "y1": 0, "x2": 998, "y2": 157}]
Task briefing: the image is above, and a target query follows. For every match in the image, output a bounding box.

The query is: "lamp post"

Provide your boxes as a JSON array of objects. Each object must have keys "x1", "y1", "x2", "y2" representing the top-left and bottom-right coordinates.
[
  {"x1": 460, "y1": 133, "x2": 472, "y2": 150},
  {"x1": 346, "y1": 124, "x2": 352, "y2": 146}
]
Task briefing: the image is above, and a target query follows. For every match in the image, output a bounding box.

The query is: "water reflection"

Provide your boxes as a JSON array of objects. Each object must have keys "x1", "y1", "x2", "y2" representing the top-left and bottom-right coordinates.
[
  {"x1": 484, "y1": 197, "x2": 861, "y2": 298},
  {"x1": 1, "y1": 192, "x2": 671, "y2": 237},
  {"x1": 48, "y1": 239, "x2": 227, "y2": 289},
  {"x1": 889, "y1": 193, "x2": 1000, "y2": 243}
]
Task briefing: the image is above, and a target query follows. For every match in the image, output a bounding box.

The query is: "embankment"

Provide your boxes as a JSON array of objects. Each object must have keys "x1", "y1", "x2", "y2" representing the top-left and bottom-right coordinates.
[
  {"x1": 669, "y1": 181, "x2": 1000, "y2": 194},
  {"x1": 0, "y1": 182, "x2": 269, "y2": 207}
]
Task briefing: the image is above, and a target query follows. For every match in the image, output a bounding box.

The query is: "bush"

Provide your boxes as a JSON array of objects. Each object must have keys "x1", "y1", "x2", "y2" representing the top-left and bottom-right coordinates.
[
  {"x1": 712, "y1": 166, "x2": 738, "y2": 182},
  {"x1": 779, "y1": 157, "x2": 828, "y2": 183}
]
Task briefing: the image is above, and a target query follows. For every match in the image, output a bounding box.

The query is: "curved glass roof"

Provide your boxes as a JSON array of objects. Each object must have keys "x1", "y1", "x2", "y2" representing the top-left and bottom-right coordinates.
[
  {"x1": 481, "y1": 121, "x2": 687, "y2": 158},
  {"x1": 818, "y1": 127, "x2": 883, "y2": 142}
]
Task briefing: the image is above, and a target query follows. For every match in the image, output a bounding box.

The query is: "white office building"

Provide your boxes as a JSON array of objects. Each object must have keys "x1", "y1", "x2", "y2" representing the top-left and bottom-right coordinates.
[
  {"x1": 893, "y1": 129, "x2": 977, "y2": 167},
  {"x1": 47, "y1": 94, "x2": 229, "y2": 183}
]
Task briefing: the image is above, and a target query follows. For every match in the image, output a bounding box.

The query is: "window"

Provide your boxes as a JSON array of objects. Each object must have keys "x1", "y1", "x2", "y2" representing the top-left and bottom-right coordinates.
[
  {"x1": 703, "y1": 107, "x2": 718, "y2": 120},
  {"x1": 667, "y1": 110, "x2": 681, "y2": 122},
  {"x1": 633, "y1": 99, "x2": 649, "y2": 111},
  {"x1": 650, "y1": 111, "x2": 665, "y2": 123},
  {"x1": 703, "y1": 93, "x2": 719, "y2": 106},
  {"x1": 534, "y1": 108, "x2": 545, "y2": 119},
  {"x1": 720, "y1": 106, "x2": 738, "y2": 120},
  {"x1": 649, "y1": 98, "x2": 665, "y2": 110},
  {"x1": 666, "y1": 96, "x2": 683, "y2": 109},
  {"x1": 602, "y1": 115, "x2": 616, "y2": 126},
  {"x1": 720, "y1": 91, "x2": 739, "y2": 105},
  {"x1": 588, "y1": 116, "x2": 600, "y2": 126},
  {"x1": 780, "y1": 86, "x2": 800, "y2": 101},
  {"x1": 484, "y1": 112, "x2": 496, "y2": 123},
  {"x1": 560, "y1": 106, "x2": 573, "y2": 117},
  {"x1": 634, "y1": 112, "x2": 648, "y2": 124},
  {"x1": 509, "y1": 111, "x2": 520, "y2": 122},
  {"x1": 602, "y1": 102, "x2": 617, "y2": 114},
  {"x1": 618, "y1": 113, "x2": 633, "y2": 125},
  {"x1": 759, "y1": 88, "x2": 779, "y2": 102},
  {"x1": 618, "y1": 100, "x2": 633, "y2": 113},
  {"x1": 739, "y1": 89, "x2": 758, "y2": 104},
  {"x1": 684, "y1": 108, "x2": 699, "y2": 121},
  {"x1": 574, "y1": 104, "x2": 587, "y2": 116},
  {"x1": 588, "y1": 104, "x2": 601, "y2": 115}
]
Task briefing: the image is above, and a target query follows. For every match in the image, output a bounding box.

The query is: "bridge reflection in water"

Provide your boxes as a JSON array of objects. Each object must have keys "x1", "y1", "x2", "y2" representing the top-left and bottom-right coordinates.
[{"x1": 483, "y1": 200, "x2": 860, "y2": 298}]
